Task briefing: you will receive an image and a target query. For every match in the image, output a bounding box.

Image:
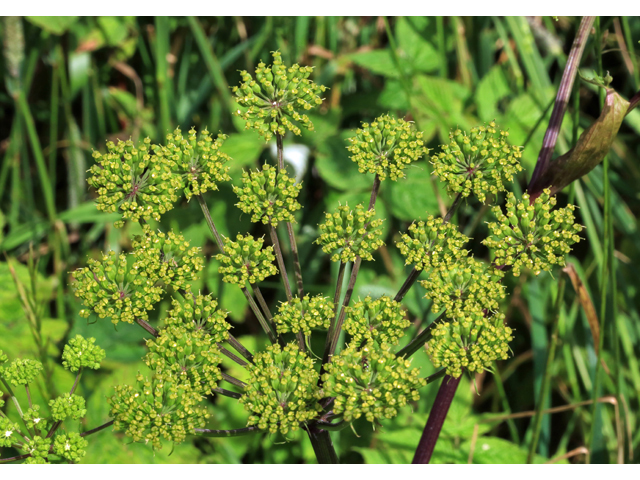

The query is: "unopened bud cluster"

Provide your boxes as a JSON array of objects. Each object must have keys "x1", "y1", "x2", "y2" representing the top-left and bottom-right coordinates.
[
  {"x1": 347, "y1": 115, "x2": 428, "y2": 181},
  {"x1": 234, "y1": 164, "x2": 302, "y2": 226},
  {"x1": 273, "y1": 294, "x2": 334, "y2": 337},
  {"x1": 49, "y1": 394, "x2": 87, "y2": 422},
  {"x1": 216, "y1": 234, "x2": 278, "y2": 285},
  {"x1": 316, "y1": 204, "x2": 384, "y2": 263},
  {"x1": 1, "y1": 358, "x2": 43, "y2": 387},
  {"x1": 483, "y1": 189, "x2": 582, "y2": 276},
  {"x1": 62, "y1": 335, "x2": 106, "y2": 372},
  {"x1": 344, "y1": 296, "x2": 409, "y2": 346},
  {"x1": 164, "y1": 293, "x2": 231, "y2": 343},
  {"x1": 53, "y1": 432, "x2": 88, "y2": 463},
  {"x1": 431, "y1": 123, "x2": 523, "y2": 204},
  {"x1": 232, "y1": 51, "x2": 327, "y2": 141}
]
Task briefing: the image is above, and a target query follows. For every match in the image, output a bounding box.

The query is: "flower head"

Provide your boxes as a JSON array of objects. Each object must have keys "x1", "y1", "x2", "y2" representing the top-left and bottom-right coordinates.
[
  {"x1": 2, "y1": 358, "x2": 43, "y2": 387},
  {"x1": 396, "y1": 216, "x2": 469, "y2": 271},
  {"x1": 316, "y1": 204, "x2": 384, "y2": 263},
  {"x1": 71, "y1": 251, "x2": 164, "y2": 325},
  {"x1": 88, "y1": 137, "x2": 182, "y2": 227},
  {"x1": 347, "y1": 114, "x2": 428, "y2": 181},
  {"x1": 233, "y1": 163, "x2": 302, "y2": 226},
  {"x1": 321, "y1": 344, "x2": 425, "y2": 424},
  {"x1": 53, "y1": 432, "x2": 88, "y2": 463},
  {"x1": 24, "y1": 435, "x2": 51, "y2": 464},
  {"x1": 273, "y1": 294, "x2": 334, "y2": 337},
  {"x1": 0, "y1": 417, "x2": 20, "y2": 448},
  {"x1": 62, "y1": 335, "x2": 106, "y2": 373},
  {"x1": 108, "y1": 373, "x2": 208, "y2": 450},
  {"x1": 216, "y1": 234, "x2": 278, "y2": 285},
  {"x1": 233, "y1": 51, "x2": 327, "y2": 141},
  {"x1": 344, "y1": 295, "x2": 409, "y2": 347},
  {"x1": 131, "y1": 225, "x2": 204, "y2": 290},
  {"x1": 482, "y1": 189, "x2": 583, "y2": 276},
  {"x1": 49, "y1": 394, "x2": 87, "y2": 422},
  {"x1": 431, "y1": 122, "x2": 523, "y2": 204},
  {"x1": 24, "y1": 405, "x2": 49, "y2": 432},
  {"x1": 164, "y1": 293, "x2": 231, "y2": 343},
  {"x1": 427, "y1": 312, "x2": 513, "y2": 378},
  {"x1": 155, "y1": 127, "x2": 231, "y2": 200},
  {"x1": 240, "y1": 342, "x2": 322, "y2": 434}
]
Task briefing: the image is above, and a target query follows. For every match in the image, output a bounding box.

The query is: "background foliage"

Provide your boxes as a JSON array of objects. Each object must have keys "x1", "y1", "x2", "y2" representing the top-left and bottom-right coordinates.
[{"x1": 1, "y1": 15, "x2": 639, "y2": 464}]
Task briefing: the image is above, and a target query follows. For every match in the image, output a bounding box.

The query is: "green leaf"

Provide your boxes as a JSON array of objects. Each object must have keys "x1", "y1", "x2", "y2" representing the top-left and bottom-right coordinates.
[
  {"x1": 395, "y1": 17, "x2": 439, "y2": 74},
  {"x1": 220, "y1": 132, "x2": 265, "y2": 172},
  {"x1": 461, "y1": 436, "x2": 552, "y2": 464},
  {"x1": 475, "y1": 64, "x2": 511, "y2": 120},
  {"x1": 26, "y1": 17, "x2": 78, "y2": 35},
  {"x1": 386, "y1": 164, "x2": 446, "y2": 221},
  {"x1": 315, "y1": 133, "x2": 374, "y2": 191},
  {"x1": 347, "y1": 50, "x2": 399, "y2": 79}
]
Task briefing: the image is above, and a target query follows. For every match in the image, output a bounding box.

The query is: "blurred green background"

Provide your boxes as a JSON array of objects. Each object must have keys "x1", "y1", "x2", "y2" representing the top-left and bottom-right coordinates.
[{"x1": 1, "y1": 16, "x2": 639, "y2": 464}]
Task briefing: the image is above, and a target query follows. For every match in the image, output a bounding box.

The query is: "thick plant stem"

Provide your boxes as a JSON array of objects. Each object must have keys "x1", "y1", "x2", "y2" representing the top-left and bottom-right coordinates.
[
  {"x1": 394, "y1": 267, "x2": 421, "y2": 303},
  {"x1": 213, "y1": 387, "x2": 243, "y2": 399},
  {"x1": 196, "y1": 193, "x2": 225, "y2": 252},
  {"x1": 221, "y1": 372, "x2": 247, "y2": 389},
  {"x1": 412, "y1": 374, "x2": 462, "y2": 464},
  {"x1": 307, "y1": 425, "x2": 339, "y2": 464},
  {"x1": 218, "y1": 344, "x2": 248, "y2": 367},
  {"x1": 443, "y1": 192, "x2": 463, "y2": 223},
  {"x1": 240, "y1": 286, "x2": 278, "y2": 345},
  {"x1": 81, "y1": 419, "x2": 115, "y2": 437},
  {"x1": 252, "y1": 285, "x2": 276, "y2": 326},
  {"x1": 286, "y1": 221, "x2": 305, "y2": 299},
  {"x1": 397, "y1": 310, "x2": 447, "y2": 358},
  {"x1": 135, "y1": 318, "x2": 159, "y2": 337},
  {"x1": 227, "y1": 333, "x2": 254, "y2": 363},
  {"x1": 269, "y1": 224, "x2": 294, "y2": 302},
  {"x1": 276, "y1": 133, "x2": 285, "y2": 170},
  {"x1": 333, "y1": 261, "x2": 347, "y2": 313}
]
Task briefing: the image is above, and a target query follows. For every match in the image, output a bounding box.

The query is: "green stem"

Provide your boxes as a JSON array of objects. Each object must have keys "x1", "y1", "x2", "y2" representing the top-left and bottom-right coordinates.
[
  {"x1": 196, "y1": 194, "x2": 225, "y2": 252},
  {"x1": 212, "y1": 387, "x2": 243, "y2": 400},
  {"x1": 226, "y1": 333, "x2": 254, "y2": 363},
  {"x1": 195, "y1": 426, "x2": 260, "y2": 437},
  {"x1": 286, "y1": 221, "x2": 305, "y2": 299},
  {"x1": 527, "y1": 276, "x2": 566, "y2": 463},
  {"x1": 333, "y1": 261, "x2": 347, "y2": 313},
  {"x1": 252, "y1": 285, "x2": 274, "y2": 322},
  {"x1": 25, "y1": 385, "x2": 32, "y2": 409},
  {"x1": 425, "y1": 369, "x2": 447, "y2": 384},
  {"x1": 0, "y1": 376, "x2": 29, "y2": 432},
  {"x1": 306, "y1": 425, "x2": 339, "y2": 464},
  {"x1": 397, "y1": 310, "x2": 447, "y2": 358},
  {"x1": 240, "y1": 286, "x2": 277, "y2": 345},
  {"x1": 80, "y1": 419, "x2": 115, "y2": 437},
  {"x1": 135, "y1": 318, "x2": 159, "y2": 337},
  {"x1": 218, "y1": 344, "x2": 248, "y2": 367},
  {"x1": 269, "y1": 224, "x2": 294, "y2": 302},
  {"x1": 70, "y1": 369, "x2": 83, "y2": 395},
  {"x1": 221, "y1": 372, "x2": 247, "y2": 389}
]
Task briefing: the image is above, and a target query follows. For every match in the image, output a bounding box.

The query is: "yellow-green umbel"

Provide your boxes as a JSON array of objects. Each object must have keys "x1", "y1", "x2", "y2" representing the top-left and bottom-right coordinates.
[
  {"x1": 273, "y1": 294, "x2": 334, "y2": 337},
  {"x1": 88, "y1": 137, "x2": 182, "y2": 227},
  {"x1": 396, "y1": 215, "x2": 469, "y2": 271},
  {"x1": 483, "y1": 189, "x2": 583, "y2": 276},
  {"x1": 164, "y1": 293, "x2": 231, "y2": 343},
  {"x1": 347, "y1": 114, "x2": 428, "y2": 181},
  {"x1": 426, "y1": 312, "x2": 513, "y2": 378},
  {"x1": 240, "y1": 342, "x2": 322, "y2": 434},
  {"x1": 155, "y1": 127, "x2": 231, "y2": 201},
  {"x1": 23, "y1": 436, "x2": 51, "y2": 464},
  {"x1": 216, "y1": 234, "x2": 278, "y2": 285},
  {"x1": 53, "y1": 433, "x2": 88, "y2": 463},
  {"x1": 344, "y1": 295, "x2": 409, "y2": 347},
  {"x1": 233, "y1": 163, "x2": 302, "y2": 227},
  {"x1": 0, "y1": 417, "x2": 21, "y2": 448},
  {"x1": 431, "y1": 122, "x2": 523, "y2": 204},
  {"x1": 321, "y1": 344, "x2": 425, "y2": 424},
  {"x1": 23, "y1": 405, "x2": 48, "y2": 433},
  {"x1": 2, "y1": 358, "x2": 42, "y2": 387},
  {"x1": 108, "y1": 373, "x2": 209, "y2": 451},
  {"x1": 49, "y1": 394, "x2": 87, "y2": 422},
  {"x1": 232, "y1": 51, "x2": 327, "y2": 142},
  {"x1": 61, "y1": 335, "x2": 106, "y2": 373},
  {"x1": 316, "y1": 204, "x2": 384, "y2": 263}
]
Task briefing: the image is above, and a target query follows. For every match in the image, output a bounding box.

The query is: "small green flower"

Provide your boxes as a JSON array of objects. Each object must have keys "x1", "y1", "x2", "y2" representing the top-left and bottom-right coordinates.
[
  {"x1": 0, "y1": 349, "x2": 7, "y2": 364},
  {"x1": 273, "y1": 294, "x2": 334, "y2": 337},
  {"x1": 316, "y1": 204, "x2": 384, "y2": 263},
  {"x1": 155, "y1": 127, "x2": 231, "y2": 201},
  {"x1": 2, "y1": 358, "x2": 43, "y2": 387},
  {"x1": 49, "y1": 394, "x2": 87, "y2": 422},
  {"x1": 53, "y1": 432, "x2": 88, "y2": 463},
  {"x1": 431, "y1": 122, "x2": 523, "y2": 204},
  {"x1": 23, "y1": 435, "x2": 51, "y2": 464},
  {"x1": 427, "y1": 312, "x2": 513, "y2": 378},
  {"x1": 0, "y1": 391, "x2": 4, "y2": 409},
  {"x1": 233, "y1": 51, "x2": 327, "y2": 141},
  {"x1": 322, "y1": 344, "x2": 425, "y2": 424},
  {"x1": 421, "y1": 257, "x2": 506, "y2": 319},
  {"x1": 216, "y1": 234, "x2": 278, "y2": 285},
  {"x1": 132, "y1": 225, "x2": 204, "y2": 290},
  {"x1": 347, "y1": 114, "x2": 428, "y2": 181},
  {"x1": 24, "y1": 405, "x2": 48, "y2": 433},
  {"x1": 241, "y1": 342, "x2": 322, "y2": 434},
  {"x1": 344, "y1": 295, "x2": 409, "y2": 347},
  {"x1": 71, "y1": 251, "x2": 164, "y2": 325},
  {"x1": 144, "y1": 325, "x2": 222, "y2": 394},
  {"x1": 87, "y1": 137, "x2": 182, "y2": 227},
  {"x1": 0, "y1": 417, "x2": 20, "y2": 447},
  {"x1": 233, "y1": 163, "x2": 302, "y2": 226},
  {"x1": 108, "y1": 374, "x2": 209, "y2": 450},
  {"x1": 164, "y1": 293, "x2": 231, "y2": 343},
  {"x1": 482, "y1": 189, "x2": 583, "y2": 276},
  {"x1": 396, "y1": 216, "x2": 469, "y2": 271},
  {"x1": 62, "y1": 335, "x2": 106, "y2": 373}
]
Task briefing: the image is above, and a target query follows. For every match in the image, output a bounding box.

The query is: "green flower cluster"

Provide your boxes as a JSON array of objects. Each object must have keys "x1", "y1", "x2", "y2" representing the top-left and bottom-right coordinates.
[
  {"x1": 273, "y1": 294, "x2": 334, "y2": 337},
  {"x1": 62, "y1": 335, "x2": 106, "y2": 373},
  {"x1": 164, "y1": 293, "x2": 231, "y2": 343},
  {"x1": 88, "y1": 137, "x2": 181, "y2": 227},
  {"x1": 72, "y1": 251, "x2": 164, "y2": 325},
  {"x1": 108, "y1": 373, "x2": 209, "y2": 450},
  {"x1": 421, "y1": 257, "x2": 506, "y2": 318},
  {"x1": 483, "y1": 189, "x2": 583, "y2": 276},
  {"x1": 49, "y1": 394, "x2": 87, "y2": 422},
  {"x1": 241, "y1": 343, "x2": 321, "y2": 434},
  {"x1": 431, "y1": 123, "x2": 523, "y2": 204},
  {"x1": 427, "y1": 312, "x2": 513, "y2": 378},
  {"x1": 2, "y1": 358, "x2": 43, "y2": 387},
  {"x1": 322, "y1": 345, "x2": 425, "y2": 423},
  {"x1": 344, "y1": 296, "x2": 409, "y2": 346},
  {"x1": 144, "y1": 325, "x2": 222, "y2": 394},
  {"x1": 132, "y1": 225, "x2": 204, "y2": 290},
  {"x1": 23, "y1": 436, "x2": 51, "y2": 464},
  {"x1": 24, "y1": 405, "x2": 48, "y2": 432},
  {"x1": 396, "y1": 216, "x2": 469, "y2": 271},
  {"x1": 316, "y1": 204, "x2": 384, "y2": 263},
  {"x1": 234, "y1": 163, "x2": 302, "y2": 226},
  {"x1": 232, "y1": 51, "x2": 327, "y2": 141},
  {"x1": 347, "y1": 114, "x2": 428, "y2": 181},
  {"x1": 216, "y1": 234, "x2": 278, "y2": 285},
  {"x1": 53, "y1": 432, "x2": 88, "y2": 463},
  {"x1": 155, "y1": 127, "x2": 231, "y2": 200},
  {"x1": 0, "y1": 349, "x2": 7, "y2": 364},
  {"x1": 0, "y1": 417, "x2": 20, "y2": 447}
]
